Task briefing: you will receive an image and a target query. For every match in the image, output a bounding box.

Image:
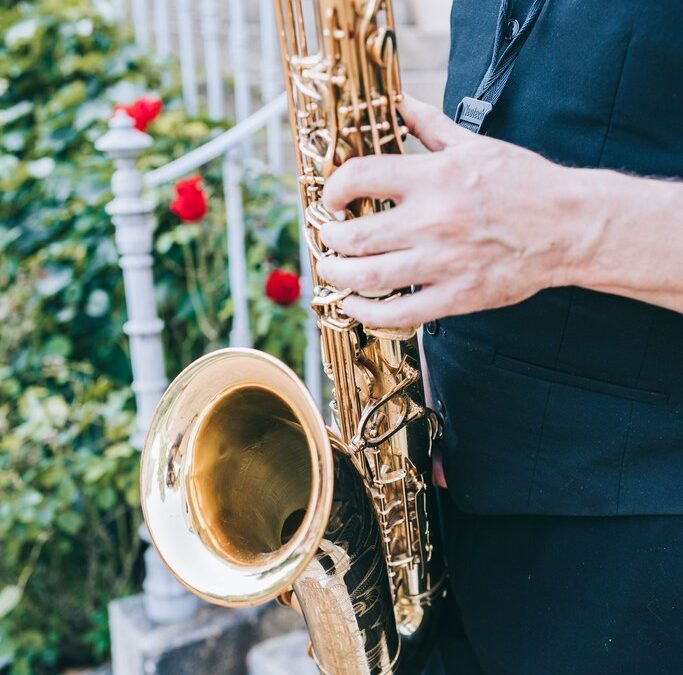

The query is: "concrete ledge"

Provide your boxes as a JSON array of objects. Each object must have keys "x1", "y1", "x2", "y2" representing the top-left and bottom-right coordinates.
[
  {"x1": 109, "y1": 595, "x2": 305, "y2": 675},
  {"x1": 247, "y1": 631, "x2": 317, "y2": 675}
]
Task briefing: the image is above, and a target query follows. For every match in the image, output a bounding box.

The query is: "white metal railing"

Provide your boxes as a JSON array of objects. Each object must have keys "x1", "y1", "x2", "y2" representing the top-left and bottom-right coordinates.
[
  {"x1": 110, "y1": 0, "x2": 326, "y2": 447},
  {"x1": 143, "y1": 93, "x2": 286, "y2": 187}
]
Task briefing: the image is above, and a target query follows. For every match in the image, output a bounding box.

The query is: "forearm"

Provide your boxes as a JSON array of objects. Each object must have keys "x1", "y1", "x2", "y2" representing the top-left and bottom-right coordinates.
[{"x1": 565, "y1": 168, "x2": 683, "y2": 313}]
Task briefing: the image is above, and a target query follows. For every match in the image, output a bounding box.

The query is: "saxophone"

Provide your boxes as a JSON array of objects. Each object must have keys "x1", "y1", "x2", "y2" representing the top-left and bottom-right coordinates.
[{"x1": 140, "y1": 1, "x2": 446, "y2": 673}]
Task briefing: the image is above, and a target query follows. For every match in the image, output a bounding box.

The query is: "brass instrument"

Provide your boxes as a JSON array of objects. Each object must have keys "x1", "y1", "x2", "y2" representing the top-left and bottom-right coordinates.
[{"x1": 140, "y1": 1, "x2": 446, "y2": 673}]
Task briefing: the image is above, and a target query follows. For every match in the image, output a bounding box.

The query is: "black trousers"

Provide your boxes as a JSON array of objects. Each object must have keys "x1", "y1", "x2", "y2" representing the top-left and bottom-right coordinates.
[{"x1": 425, "y1": 491, "x2": 683, "y2": 675}]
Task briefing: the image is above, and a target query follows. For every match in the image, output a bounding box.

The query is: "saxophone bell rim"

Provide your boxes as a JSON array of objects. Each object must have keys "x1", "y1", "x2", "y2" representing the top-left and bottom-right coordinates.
[{"x1": 140, "y1": 348, "x2": 335, "y2": 607}]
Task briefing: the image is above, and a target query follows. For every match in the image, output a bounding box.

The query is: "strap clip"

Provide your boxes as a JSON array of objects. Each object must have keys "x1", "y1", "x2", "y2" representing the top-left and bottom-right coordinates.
[{"x1": 455, "y1": 97, "x2": 493, "y2": 134}]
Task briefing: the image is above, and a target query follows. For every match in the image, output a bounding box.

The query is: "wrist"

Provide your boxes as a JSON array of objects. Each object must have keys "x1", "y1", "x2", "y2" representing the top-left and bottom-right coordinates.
[{"x1": 550, "y1": 165, "x2": 615, "y2": 289}]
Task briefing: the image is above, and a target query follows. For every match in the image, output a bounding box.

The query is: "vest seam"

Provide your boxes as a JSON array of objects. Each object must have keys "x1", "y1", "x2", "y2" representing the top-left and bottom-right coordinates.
[
  {"x1": 615, "y1": 402, "x2": 635, "y2": 515},
  {"x1": 526, "y1": 287, "x2": 575, "y2": 509},
  {"x1": 615, "y1": 309, "x2": 657, "y2": 514},
  {"x1": 597, "y1": 31, "x2": 634, "y2": 167},
  {"x1": 525, "y1": 382, "x2": 553, "y2": 509}
]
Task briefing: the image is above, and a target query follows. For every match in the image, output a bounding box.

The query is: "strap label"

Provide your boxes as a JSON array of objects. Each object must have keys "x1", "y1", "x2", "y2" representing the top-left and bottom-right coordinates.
[{"x1": 455, "y1": 97, "x2": 494, "y2": 133}]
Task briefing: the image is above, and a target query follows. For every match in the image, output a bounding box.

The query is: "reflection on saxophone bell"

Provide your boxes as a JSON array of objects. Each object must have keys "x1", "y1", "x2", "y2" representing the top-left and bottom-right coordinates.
[{"x1": 140, "y1": 1, "x2": 447, "y2": 673}]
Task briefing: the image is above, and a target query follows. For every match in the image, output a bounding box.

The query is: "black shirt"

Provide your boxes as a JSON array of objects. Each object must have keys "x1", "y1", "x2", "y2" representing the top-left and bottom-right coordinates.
[{"x1": 424, "y1": 0, "x2": 683, "y2": 516}]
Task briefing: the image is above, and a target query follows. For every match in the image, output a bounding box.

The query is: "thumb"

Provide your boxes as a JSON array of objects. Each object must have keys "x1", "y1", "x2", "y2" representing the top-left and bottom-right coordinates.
[{"x1": 398, "y1": 93, "x2": 464, "y2": 152}]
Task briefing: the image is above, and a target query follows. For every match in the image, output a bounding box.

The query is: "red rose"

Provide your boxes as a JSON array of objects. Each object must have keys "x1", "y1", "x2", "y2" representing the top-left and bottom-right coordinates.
[
  {"x1": 115, "y1": 96, "x2": 163, "y2": 132},
  {"x1": 265, "y1": 269, "x2": 301, "y2": 306},
  {"x1": 170, "y1": 176, "x2": 208, "y2": 222}
]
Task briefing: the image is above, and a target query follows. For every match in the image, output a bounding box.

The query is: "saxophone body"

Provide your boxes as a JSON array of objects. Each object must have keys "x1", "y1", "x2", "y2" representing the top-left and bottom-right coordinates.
[{"x1": 140, "y1": 1, "x2": 445, "y2": 673}]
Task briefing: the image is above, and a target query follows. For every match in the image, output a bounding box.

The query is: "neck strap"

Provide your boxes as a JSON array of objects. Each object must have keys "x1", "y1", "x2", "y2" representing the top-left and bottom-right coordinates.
[{"x1": 456, "y1": 0, "x2": 549, "y2": 133}]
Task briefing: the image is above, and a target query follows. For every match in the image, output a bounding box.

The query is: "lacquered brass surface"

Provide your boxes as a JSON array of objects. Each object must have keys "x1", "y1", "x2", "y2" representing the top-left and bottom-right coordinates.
[{"x1": 189, "y1": 386, "x2": 312, "y2": 564}]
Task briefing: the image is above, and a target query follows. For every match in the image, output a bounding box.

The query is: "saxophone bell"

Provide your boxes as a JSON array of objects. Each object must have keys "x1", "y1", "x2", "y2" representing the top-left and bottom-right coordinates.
[
  {"x1": 141, "y1": 349, "x2": 403, "y2": 673},
  {"x1": 141, "y1": 349, "x2": 333, "y2": 606}
]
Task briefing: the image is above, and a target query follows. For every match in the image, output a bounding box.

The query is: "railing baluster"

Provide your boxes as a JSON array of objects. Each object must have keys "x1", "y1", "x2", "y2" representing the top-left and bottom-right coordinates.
[
  {"x1": 131, "y1": 0, "x2": 151, "y2": 52},
  {"x1": 298, "y1": 203, "x2": 323, "y2": 409},
  {"x1": 228, "y1": 0, "x2": 252, "y2": 154},
  {"x1": 200, "y1": 0, "x2": 225, "y2": 120},
  {"x1": 152, "y1": 0, "x2": 172, "y2": 59},
  {"x1": 116, "y1": 0, "x2": 129, "y2": 26},
  {"x1": 175, "y1": 0, "x2": 199, "y2": 116},
  {"x1": 223, "y1": 151, "x2": 252, "y2": 348},
  {"x1": 259, "y1": 0, "x2": 284, "y2": 174},
  {"x1": 96, "y1": 112, "x2": 166, "y2": 444}
]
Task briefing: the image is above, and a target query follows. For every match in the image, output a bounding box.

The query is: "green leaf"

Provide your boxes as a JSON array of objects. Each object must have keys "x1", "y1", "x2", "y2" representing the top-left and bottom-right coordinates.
[
  {"x1": 96, "y1": 486, "x2": 116, "y2": 510},
  {"x1": 83, "y1": 463, "x2": 108, "y2": 483},
  {"x1": 44, "y1": 335, "x2": 72, "y2": 358},
  {"x1": 124, "y1": 483, "x2": 140, "y2": 507},
  {"x1": 56, "y1": 511, "x2": 82, "y2": 535},
  {"x1": 3, "y1": 131, "x2": 26, "y2": 153},
  {"x1": 0, "y1": 227, "x2": 21, "y2": 252},
  {"x1": 0, "y1": 586, "x2": 23, "y2": 620},
  {"x1": 105, "y1": 442, "x2": 135, "y2": 459},
  {"x1": 0, "y1": 101, "x2": 33, "y2": 125},
  {"x1": 5, "y1": 19, "x2": 39, "y2": 49},
  {"x1": 85, "y1": 288, "x2": 111, "y2": 317}
]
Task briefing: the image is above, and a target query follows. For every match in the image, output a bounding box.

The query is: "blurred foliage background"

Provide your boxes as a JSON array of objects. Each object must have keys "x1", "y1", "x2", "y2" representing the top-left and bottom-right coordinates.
[{"x1": 0, "y1": 1, "x2": 304, "y2": 672}]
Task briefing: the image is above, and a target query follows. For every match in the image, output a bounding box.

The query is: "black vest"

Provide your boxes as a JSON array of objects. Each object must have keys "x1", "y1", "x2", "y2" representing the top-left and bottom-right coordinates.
[{"x1": 424, "y1": 0, "x2": 683, "y2": 516}]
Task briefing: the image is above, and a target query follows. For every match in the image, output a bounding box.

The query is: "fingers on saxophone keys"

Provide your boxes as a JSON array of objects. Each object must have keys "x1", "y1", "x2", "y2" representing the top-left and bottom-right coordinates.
[
  {"x1": 312, "y1": 286, "x2": 353, "y2": 307},
  {"x1": 316, "y1": 251, "x2": 428, "y2": 295},
  {"x1": 342, "y1": 285, "x2": 447, "y2": 329},
  {"x1": 322, "y1": 155, "x2": 413, "y2": 212},
  {"x1": 318, "y1": 209, "x2": 410, "y2": 257}
]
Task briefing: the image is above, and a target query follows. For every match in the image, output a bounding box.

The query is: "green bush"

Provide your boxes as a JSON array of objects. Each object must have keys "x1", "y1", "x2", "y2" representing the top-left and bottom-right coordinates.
[{"x1": 0, "y1": 1, "x2": 304, "y2": 672}]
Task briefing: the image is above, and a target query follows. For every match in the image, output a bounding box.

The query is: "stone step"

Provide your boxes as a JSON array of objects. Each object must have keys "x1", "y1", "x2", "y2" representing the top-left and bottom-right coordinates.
[
  {"x1": 247, "y1": 631, "x2": 318, "y2": 675},
  {"x1": 109, "y1": 595, "x2": 306, "y2": 675}
]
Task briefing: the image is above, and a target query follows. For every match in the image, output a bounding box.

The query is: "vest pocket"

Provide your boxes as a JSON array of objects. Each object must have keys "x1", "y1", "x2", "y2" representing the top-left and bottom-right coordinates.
[{"x1": 492, "y1": 352, "x2": 668, "y2": 405}]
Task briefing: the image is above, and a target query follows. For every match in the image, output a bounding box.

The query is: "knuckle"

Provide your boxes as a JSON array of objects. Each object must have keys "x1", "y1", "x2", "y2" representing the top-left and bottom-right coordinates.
[
  {"x1": 345, "y1": 157, "x2": 364, "y2": 174},
  {"x1": 315, "y1": 259, "x2": 330, "y2": 280},
  {"x1": 347, "y1": 228, "x2": 369, "y2": 255},
  {"x1": 318, "y1": 222, "x2": 335, "y2": 247},
  {"x1": 361, "y1": 312, "x2": 381, "y2": 329},
  {"x1": 393, "y1": 308, "x2": 413, "y2": 327},
  {"x1": 358, "y1": 267, "x2": 381, "y2": 290},
  {"x1": 421, "y1": 104, "x2": 436, "y2": 122},
  {"x1": 323, "y1": 259, "x2": 345, "y2": 284},
  {"x1": 341, "y1": 159, "x2": 363, "y2": 184},
  {"x1": 324, "y1": 166, "x2": 351, "y2": 203}
]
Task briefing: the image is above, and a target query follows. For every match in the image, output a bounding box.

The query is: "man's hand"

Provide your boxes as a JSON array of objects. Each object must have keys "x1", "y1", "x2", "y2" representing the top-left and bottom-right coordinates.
[
  {"x1": 316, "y1": 95, "x2": 590, "y2": 327},
  {"x1": 316, "y1": 95, "x2": 683, "y2": 326}
]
